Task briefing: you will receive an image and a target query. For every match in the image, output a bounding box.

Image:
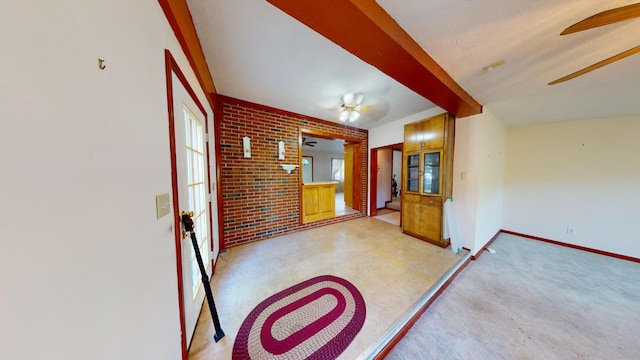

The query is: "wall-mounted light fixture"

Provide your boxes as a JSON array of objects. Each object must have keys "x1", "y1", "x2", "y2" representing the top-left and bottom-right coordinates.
[
  {"x1": 278, "y1": 141, "x2": 285, "y2": 160},
  {"x1": 281, "y1": 164, "x2": 298, "y2": 174},
  {"x1": 243, "y1": 136, "x2": 251, "y2": 158}
]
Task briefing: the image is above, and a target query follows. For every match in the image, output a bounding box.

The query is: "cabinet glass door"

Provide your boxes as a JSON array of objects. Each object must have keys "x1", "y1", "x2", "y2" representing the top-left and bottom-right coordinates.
[
  {"x1": 422, "y1": 151, "x2": 441, "y2": 194},
  {"x1": 406, "y1": 154, "x2": 419, "y2": 192}
]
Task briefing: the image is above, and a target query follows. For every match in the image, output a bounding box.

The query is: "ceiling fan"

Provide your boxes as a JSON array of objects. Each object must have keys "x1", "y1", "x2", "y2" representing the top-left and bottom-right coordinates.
[
  {"x1": 549, "y1": 3, "x2": 640, "y2": 85},
  {"x1": 302, "y1": 137, "x2": 317, "y2": 147},
  {"x1": 337, "y1": 92, "x2": 365, "y2": 122}
]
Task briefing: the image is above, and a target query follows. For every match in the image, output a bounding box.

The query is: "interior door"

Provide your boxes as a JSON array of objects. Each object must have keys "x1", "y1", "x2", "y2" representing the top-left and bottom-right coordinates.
[
  {"x1": 172, "y1": 73, "x2": 211, "y2": 346},
  {"x1": 343, "y1": 144, "x2": 353, "y2": 207}
]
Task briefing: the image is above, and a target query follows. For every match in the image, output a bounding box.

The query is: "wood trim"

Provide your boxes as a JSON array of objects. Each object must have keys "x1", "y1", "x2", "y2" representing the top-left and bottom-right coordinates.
[
  {"x1": 369, "y1": 144, "x2": 403, "y2": 217},
  {"x1": 158, "y1": 0, "x2": 217, "y2": 112},
  {"x1": 352, "y1": 142, "x2": 363, "y2": 212},
  {"x1": 372, "y1": 255, "x2": 472, "y2": 359},
  {"x1": 164, "y1": 49, "x2": 188, "y2": 360},
  {"x1": 369, "y1": 148, "x2": 378, "y2": 217},
  {"x1": 300, "y1": 127, "x2": 363, "y2": 145},
  {"x1": 165, "y1": 52, "x2": 207, "y2": 117},
  {"x1": 266, "y1": 0, "x2": 482, "y2": 118},
  {"x1": 471, "y1": 230, "x2": 501, "y2": 260},
  {"x1": 501, "y1": 230, "x2": 640, "y2": 264}
]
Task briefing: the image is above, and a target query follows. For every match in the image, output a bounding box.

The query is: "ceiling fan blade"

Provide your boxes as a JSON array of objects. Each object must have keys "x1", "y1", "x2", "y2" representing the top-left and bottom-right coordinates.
[
  {"x1": 561, "y1": 3, "x2": 640, "y2": 35},
  {"x1": 342, "y1": 93, "x2": 354, "y2": 105},
  {"x1": 548, "y1": 44, "x2": 640, "y2": 85}
]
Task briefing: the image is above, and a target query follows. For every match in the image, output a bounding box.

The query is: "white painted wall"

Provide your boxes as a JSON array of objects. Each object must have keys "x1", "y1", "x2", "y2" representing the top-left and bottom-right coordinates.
[
  {"x1": 376, "y1": 149, "x2": 393, "y2": 208},
  {"x1": 451, "y1": 116, "x2": 479, "y2": 250},
  {"x1": 301, "y1": 149, "x2": 343, "y2": 184},
  {"x1": 0, "y1": 1, "x2": 212, "y2": 359},
  {"x1": 452, "y1": 109, "x2": 506, "y2": 255},
  {"x1": 503, "y1": 116, "x2": 640, "y2": 258}
]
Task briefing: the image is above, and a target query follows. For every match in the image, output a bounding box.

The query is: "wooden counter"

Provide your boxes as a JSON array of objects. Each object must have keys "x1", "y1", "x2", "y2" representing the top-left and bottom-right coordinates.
[{"x1": 302, "y1": 182, "x2": 337, "y2": 224}]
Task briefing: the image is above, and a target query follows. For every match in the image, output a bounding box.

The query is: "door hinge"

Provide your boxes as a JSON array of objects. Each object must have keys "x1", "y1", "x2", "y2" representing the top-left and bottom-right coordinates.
[
  {"x1": 207, "y1": 193, "x2": 213, "y2": 202},
  {"x1": 205, "y1": 132, "x2": 209, "y2": 142}
]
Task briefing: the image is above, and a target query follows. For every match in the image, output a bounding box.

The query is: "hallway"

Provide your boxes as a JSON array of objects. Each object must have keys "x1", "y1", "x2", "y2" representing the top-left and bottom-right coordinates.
[{"x1": 188, "y1": 217, "x2": 466, "y2": 359}]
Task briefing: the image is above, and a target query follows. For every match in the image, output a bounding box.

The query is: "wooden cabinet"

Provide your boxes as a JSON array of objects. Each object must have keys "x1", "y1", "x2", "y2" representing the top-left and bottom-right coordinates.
[
  {"x1": 402, "y1": 201, "x2": 442, "y2": 242},
  {"x1": 302, "y1": 182, "x2": 337, "y2": 224},
  {"x1": 403, "y1": 113, "x2": 445, "y2": 152},
  {"x1": 401, "y1": 113, "x2": 454, "y2": 247}
]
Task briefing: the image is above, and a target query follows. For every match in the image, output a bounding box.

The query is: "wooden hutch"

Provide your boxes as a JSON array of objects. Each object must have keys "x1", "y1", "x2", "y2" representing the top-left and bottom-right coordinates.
[{"x1": 401, "y1": 113, "x2": 454, "y2": 247}]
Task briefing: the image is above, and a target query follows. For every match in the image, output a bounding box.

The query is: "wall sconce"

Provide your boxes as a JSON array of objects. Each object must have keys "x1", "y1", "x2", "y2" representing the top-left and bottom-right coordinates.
[
  {"x1": 281, "y1": 164, "x2": 298, "y2": 174},
  {"x1": 278, "y1": 141, "x2": 285, "y2": 160},
  {"x1": 243, "y1": 136, "x2": 251, "y2": 158}
]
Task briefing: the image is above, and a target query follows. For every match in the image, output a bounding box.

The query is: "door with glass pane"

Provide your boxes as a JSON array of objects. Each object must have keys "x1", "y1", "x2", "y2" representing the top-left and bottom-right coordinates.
[
  {"x1": 406, "y1": 154, "x2": 419, "y2": 192},
  {"x1": 404, "y1": 150, "x2": 442, "y2": 195},
  {"x1": 172, "y1": 73, "x2": 211, "y2": 346},
  {"x1": 422, "y1": 151, "x2": 441, "y2": 195}
]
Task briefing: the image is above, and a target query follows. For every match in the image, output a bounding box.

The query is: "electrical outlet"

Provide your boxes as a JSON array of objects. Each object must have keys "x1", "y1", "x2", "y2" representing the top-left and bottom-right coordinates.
[{"x1": 566, "y1": 227, "x2": 576, "y2": 235}]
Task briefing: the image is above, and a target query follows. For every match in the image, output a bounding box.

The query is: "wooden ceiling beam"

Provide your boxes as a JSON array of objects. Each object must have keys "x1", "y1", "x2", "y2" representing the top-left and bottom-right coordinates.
[
  {"x1": 266, "y1": 0, "x2": 482, "y2": 118},
  {"x1": 158, "y1": 0, "x2": 217, "y2": 109}
]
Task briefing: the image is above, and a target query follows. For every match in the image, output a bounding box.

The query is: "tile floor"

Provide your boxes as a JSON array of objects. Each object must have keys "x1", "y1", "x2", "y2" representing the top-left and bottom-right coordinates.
[
  {"x1": 374, "y1": 210, "x2": 400, "y2": 226},
  {"x1": 188, "y1": 217, "x2": 465, "y2": 359},
  {"x1": 335, "y1": 191, "x2": 360, "y2": 217}
]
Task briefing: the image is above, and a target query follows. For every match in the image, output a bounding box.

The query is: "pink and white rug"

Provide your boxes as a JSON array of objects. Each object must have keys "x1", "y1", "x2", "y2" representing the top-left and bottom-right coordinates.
[{"x1": 232, "y1": 275, "x2": 366, "y2": 359}]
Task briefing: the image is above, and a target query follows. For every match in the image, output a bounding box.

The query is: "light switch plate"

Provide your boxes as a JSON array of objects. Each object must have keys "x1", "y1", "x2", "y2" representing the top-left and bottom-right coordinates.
[{"x1": 156, "y1": 193, "x2": 171, "y2": 219}]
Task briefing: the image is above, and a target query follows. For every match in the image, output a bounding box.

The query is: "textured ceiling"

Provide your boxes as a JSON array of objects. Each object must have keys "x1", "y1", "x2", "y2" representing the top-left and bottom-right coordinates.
[
  {"x1": 187, "y1": 0, "x2": 640, "y2": 128},
  {"x1": 379, "y1": 0, "x2": 640, "y2": 127}
]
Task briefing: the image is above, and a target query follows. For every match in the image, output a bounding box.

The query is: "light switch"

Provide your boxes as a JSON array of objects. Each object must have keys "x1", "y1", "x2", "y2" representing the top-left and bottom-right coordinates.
[{"x1": 156, "y1": 193, "x2": 171, "y2": 219}]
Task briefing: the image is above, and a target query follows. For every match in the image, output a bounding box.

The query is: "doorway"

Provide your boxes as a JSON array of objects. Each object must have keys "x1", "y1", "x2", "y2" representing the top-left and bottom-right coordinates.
[
  {"x1": 165, "y1": 50, "x2": 219, "y2": 357},
  {"x1": 300, "y1": 130, "x2": 362, "y2": 217},
  {"x1": 370, "y1": 144, "x2": 403, "y2": 225}
]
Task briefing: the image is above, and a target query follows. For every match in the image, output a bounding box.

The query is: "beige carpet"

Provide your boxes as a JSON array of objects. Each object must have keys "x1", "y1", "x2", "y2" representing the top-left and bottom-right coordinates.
[{"x1": 387, "y1": 233, "x2": 640, "y2": 359}]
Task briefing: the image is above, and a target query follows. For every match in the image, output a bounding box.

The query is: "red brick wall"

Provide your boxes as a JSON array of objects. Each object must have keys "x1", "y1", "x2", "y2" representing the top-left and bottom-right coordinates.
[{"x1": 216, "y1": 96, "x2": 368, "y2": 247}]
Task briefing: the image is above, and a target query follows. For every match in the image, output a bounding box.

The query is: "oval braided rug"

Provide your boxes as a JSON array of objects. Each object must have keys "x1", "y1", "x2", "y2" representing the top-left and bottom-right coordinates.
[{"x1": 232, "y1": 275, "x2": 366, "y2": 359}]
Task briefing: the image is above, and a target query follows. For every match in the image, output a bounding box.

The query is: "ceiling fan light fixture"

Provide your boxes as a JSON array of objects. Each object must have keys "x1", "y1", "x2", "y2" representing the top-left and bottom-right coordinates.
[
  {"x1": 339, "y1": 109, "x2": 350, "y2": 121},
  {"x1": 337, "y1": 92, "x2": 364, "y2": 122},
  {"x1": 349, "y1": 110, "x2": 360, "y2": 122}
]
